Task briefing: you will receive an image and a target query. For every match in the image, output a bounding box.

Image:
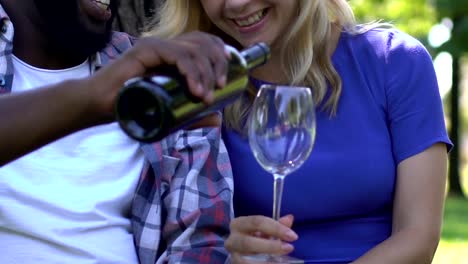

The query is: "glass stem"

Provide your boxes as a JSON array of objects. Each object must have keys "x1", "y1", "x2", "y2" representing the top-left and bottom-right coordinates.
[{"x1": 272, "y1": 173, "x2": 286, "y2": 221}]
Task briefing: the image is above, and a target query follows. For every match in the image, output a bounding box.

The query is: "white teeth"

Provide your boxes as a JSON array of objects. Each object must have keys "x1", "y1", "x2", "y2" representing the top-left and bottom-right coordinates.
[
  {"x1": 235, "y1": 10, "x2": 266, "y2": 27},
  {"x1": 94, "y1": 0, "x2": 110, "y2": 10}
]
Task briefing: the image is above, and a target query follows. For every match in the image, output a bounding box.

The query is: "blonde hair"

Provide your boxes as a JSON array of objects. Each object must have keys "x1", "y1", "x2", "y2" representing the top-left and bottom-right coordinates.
[{"x1": 145, "y1": 0, "x2": 384, "y2": 133}]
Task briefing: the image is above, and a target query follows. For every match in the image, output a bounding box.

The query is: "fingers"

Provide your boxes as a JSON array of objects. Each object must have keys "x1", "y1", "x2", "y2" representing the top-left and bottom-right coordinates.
[
  {"x1": 130, "y1": 38, "x2": 207, "y2": 99},
  {"x1": 88, "y1": 32, "x2": 230, "y2": 119},
  {"x1": 112, "y1": 32, "x2": 229, "y2": 105},
  {"x1": 180, "y1": 50, "x2": 216, "y2": 102},
  {"x1": 208, "y1": 35, "x2": 229, "y2": 88},
  {"x1": 278, "y1": 214, "x2": 294, "y2": 229},
  {"x1": 225, "y1": 215, "x2": 298, "y2": 257},
  {"x1": 175, "y1": 32, "x2": 228, "y2": 88},
  {"x1": 230, "y1": 215, "x2": 298, "y2": 242},
  {"x1": 173, "y1": 32, "x2": 229, "y2": 102},
  {"x1": 226, "y1": 230, "x2": 295, "y2": 256}
]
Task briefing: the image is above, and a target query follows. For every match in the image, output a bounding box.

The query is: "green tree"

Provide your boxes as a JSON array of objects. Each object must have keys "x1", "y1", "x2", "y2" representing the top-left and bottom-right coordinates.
[
  {"x1": 350, "y1": 0, "x2": 437, "y2": 45},
  {"x1": 434, "y1": 0, "x2": 468, "y2": 197}
]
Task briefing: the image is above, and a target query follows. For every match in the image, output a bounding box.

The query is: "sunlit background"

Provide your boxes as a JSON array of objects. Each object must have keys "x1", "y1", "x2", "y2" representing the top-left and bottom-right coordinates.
[{"x1": 350, "y1": 0, "x2": 468, "y2": 263}]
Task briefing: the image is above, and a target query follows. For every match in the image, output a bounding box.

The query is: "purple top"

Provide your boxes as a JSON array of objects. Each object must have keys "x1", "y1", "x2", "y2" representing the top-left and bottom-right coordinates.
[{"x1": 222, "y1": 28, "x2": 452, "y2": 263}]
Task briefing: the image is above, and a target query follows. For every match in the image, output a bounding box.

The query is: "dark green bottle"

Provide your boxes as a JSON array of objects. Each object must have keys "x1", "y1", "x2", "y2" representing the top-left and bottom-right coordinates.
[{"x1": 115, "y1": 43, "x2": 270, "y2": 142}]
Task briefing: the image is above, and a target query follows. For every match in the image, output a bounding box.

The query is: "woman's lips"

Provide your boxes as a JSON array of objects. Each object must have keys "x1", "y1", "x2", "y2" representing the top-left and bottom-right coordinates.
[
  {"x1": 81, "y1": 0, "x2": 112, "y2": 22},
  {"x1": 233, "y1": 9, "x2": 269, "y2": 34}
]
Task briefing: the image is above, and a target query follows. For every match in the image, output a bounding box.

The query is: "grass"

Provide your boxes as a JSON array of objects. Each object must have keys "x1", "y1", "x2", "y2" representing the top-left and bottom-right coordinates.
[
  {"x1": 433, "y1": 196, "x2": 468, "y2": 263},
  {"x1": 432, "y1": 168, "x2": 468, "y2": 263}
]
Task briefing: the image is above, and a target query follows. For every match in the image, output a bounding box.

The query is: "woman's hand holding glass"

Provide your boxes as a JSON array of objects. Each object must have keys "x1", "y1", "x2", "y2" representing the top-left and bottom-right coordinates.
[{"x1": 225, "y1": 214, "x2": 298, "y2": 263}]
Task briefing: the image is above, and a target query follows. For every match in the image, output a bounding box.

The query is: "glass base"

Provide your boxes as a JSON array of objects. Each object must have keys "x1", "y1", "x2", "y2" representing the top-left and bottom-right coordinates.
[{"x1": 243, "y1": 254, "x2": 304, "y2": 263}]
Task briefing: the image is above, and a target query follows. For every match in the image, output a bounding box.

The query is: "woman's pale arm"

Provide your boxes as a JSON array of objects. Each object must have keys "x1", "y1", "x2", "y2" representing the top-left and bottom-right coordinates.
[{"x1": 352, "y1": 143, "x2": 448, "y2": 264}]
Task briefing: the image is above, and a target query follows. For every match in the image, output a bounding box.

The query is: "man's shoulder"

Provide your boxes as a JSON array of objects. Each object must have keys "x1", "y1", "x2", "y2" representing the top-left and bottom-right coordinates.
[{"x1": 99, "y1": 31, "x2": 138, "y2": 62}]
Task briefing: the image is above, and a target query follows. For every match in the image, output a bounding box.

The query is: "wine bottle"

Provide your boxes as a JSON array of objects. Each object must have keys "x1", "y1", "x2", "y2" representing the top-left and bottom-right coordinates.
[{"x1": 115, "y1": 42, "x2": 270, "y2": 142}]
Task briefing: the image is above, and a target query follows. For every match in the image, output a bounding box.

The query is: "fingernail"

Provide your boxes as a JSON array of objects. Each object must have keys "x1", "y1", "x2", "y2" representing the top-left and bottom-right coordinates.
[
  {"x1": 197, "y1": 83, "x2": 204, "y2": 94},
  {"x1": 218, "y1": 76, "x2": 226, "y2": 87},
  {"x1": 205, "y1": 91, "x2": 214, "y2": 104},
  {"x1": 281, "y1": 243, "x2": 294, "y2": 253},
  {"x1": 284, "y1": 230, "x2": 298, "y2": 241}
]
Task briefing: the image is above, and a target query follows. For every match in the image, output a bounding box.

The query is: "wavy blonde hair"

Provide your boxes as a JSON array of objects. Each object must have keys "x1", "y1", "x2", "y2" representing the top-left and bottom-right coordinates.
[{"x1": 145, "y1": 0, "x2": 381, "y2": 133}]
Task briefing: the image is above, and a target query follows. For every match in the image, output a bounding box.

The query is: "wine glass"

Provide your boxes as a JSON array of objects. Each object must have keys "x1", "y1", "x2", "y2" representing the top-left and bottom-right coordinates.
[{"x1": 246, "y1": 84, "x2": 316, "y2": 263}]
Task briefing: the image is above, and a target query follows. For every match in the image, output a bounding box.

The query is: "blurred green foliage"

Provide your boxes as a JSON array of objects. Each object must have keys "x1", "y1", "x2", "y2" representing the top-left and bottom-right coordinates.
[
  {"x1": 433, "y1": 196, "x2": 468, "y2": 263},
  {"x1": 349, "y1": 0, "x2": 437, "y2": 44},
  {"x1": 434, "y1": 0, "x2": 468, "y2": 56},
  {"x1": 435, "y1": 0, "x2": 468, "y2": 20}
]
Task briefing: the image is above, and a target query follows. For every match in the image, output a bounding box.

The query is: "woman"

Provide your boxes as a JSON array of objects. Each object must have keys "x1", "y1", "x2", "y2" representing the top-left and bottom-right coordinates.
[{"x1": 147, "y1": 1, "x2": 452, "y2": 263}]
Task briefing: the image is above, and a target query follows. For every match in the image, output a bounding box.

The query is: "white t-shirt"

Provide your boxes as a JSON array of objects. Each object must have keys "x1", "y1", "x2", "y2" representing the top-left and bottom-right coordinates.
[{"x1": 0, "y1": 56, "x2": 144, "y2": 263}]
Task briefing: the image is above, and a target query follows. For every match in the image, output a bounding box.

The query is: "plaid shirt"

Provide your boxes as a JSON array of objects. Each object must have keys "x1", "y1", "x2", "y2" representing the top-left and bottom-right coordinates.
[{"x1": 0, "y1": 5, "x2": 233, "y2": 264}]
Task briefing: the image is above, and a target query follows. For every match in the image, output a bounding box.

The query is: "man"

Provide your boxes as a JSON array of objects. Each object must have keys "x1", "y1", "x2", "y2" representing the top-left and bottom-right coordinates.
[{"x1": 0, "y1": 0, "x2": 233, "y2": 263}]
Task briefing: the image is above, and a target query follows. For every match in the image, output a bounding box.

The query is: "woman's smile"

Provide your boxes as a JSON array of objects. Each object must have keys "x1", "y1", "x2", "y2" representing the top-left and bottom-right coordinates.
[
  {"x1": 201, "y1": 0, "x2": 297, "y2": 48},
  {"x1": 231, "y1": 8, "x2": 269, "y2": 35}
]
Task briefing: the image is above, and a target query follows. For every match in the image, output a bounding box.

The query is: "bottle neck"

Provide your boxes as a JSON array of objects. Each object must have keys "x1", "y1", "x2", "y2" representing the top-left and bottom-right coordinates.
[{"x1": 241, "y1": 43, "x2": 270, "y2": 69}]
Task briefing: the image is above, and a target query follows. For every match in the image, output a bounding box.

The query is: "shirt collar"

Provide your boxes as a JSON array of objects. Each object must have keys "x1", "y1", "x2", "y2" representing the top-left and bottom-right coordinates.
[
  {"x1": 0, "y1": 4, "x2": 8, "y2": 20},
  {"x1": 0, "y1": 4, "x2": 14, "y2": 43}
]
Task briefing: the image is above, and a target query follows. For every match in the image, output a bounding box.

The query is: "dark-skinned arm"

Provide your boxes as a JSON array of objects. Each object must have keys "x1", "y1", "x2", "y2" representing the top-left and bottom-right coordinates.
[{"x1": 0, "y1": 32, "x2": 228, "y2": 166}]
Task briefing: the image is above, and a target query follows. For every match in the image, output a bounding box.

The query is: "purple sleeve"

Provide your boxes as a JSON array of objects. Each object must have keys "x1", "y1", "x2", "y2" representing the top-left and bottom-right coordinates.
[{"x1": 384, "y1": 30, "x2": 453, "y2": 164}]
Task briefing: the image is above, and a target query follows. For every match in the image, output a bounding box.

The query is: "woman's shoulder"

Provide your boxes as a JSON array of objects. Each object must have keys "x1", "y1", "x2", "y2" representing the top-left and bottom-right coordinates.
[
  {"x1": 345, "y1": 27, "x2": 432, "y2": 61},
  {"x1": 336, "y1": 27, "x2": 433, "y2": 74}
]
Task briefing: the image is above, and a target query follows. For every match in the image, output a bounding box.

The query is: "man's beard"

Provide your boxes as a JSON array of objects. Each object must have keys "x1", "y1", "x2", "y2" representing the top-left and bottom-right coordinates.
[{"x1": 33, "y1": 0, "x2": 120, "y2": 59}]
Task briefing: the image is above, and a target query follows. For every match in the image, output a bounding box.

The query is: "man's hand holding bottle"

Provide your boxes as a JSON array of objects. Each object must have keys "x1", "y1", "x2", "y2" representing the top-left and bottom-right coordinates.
[
  {"x1": 0, "y1": 31, "x2": 230, "y2": 165},
  {"x1": 86, "y1": 31, "x2": 231, "y2": 124}
]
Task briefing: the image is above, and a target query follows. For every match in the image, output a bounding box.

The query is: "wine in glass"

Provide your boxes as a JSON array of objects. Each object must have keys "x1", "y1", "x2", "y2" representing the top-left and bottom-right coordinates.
[{"x1": 246, "y1": 84, "x2": 316, "y2": 263}]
